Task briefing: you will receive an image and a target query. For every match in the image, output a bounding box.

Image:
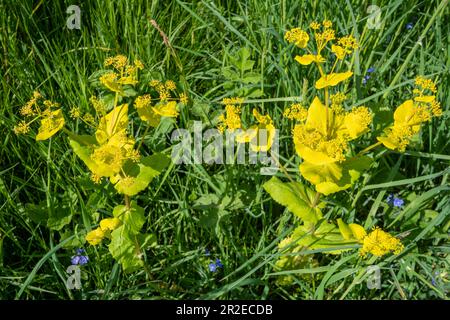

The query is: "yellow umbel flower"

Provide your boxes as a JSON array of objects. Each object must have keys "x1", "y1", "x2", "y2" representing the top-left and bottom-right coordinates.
[
  {"x1": 69, "y1": 107, "x2": 81, "y2": 119},
  {"x1": 344, "y1": 106, "x2": 372, "y2": 139},
  {"x1": 360, "y1": 227, "x2": 404, "y2": 257},
  {"x1": 283, "y1": 103, "x2": 308, "y2": 121},
  {"x1": 104, "y1": 55, "x2": 128, "y2": 70},
  {"x1": 134, "y1": 59, "x2": 144, "y2": 70},
  {"x1": 310, "y1": 21, "x2": 320, "y2": 30},
  {"x1": 149, "y1": 79, "x2": 161, "y2": 87},
  {"x1": 179, "y1": 93, "x2": 189, "y2": 105},
  {"x1": 338, "y1": 35, "x2": 358, "y2": 52},
  {"x1": 89, "y1": 96, "x2": 107, "y2": 115},
  {"x1": 218, "y1": 105, "x2": 242, "y2": 133},
  {"x1": 13, "y1": 121, "x2": 31, "y2": 135},
  {"x1": 415, "y1": 76, "x2": 437, "y2": 93},
  {"x1": 222, "y1": 97, "x2": 244, "y2": 105},
  {"x1": 165, "y1": 80, "x2": 176, "y2": 91},
  {"x1": 86, "y1": 227, "x2": 105, "y2": 246},
  {"x1": 285, "y1": 28, "x2": 309, "y2": 48},
  {"x1": 218, "y1": 97, "x2": 244, "y2": 133},
  {"x1": 83, "y1": 113, "x2": 96, "y2": 125},
  {"x1": 322, "y1": 20, "x2": 333, "y2": 29},
  {"x1": 377, "y1": 97, "x2": 440, "y2": 152}
]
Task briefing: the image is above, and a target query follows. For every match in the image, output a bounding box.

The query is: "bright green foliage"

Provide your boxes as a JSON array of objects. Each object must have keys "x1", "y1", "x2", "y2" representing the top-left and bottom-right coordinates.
[
  {"x1": 110, "y1": 154, "x2": 170, "y2": 196},
  {"x1": 263, "y1": 176, "x2": 322, "y2": 224},
  {"x1": 109, "y1": 201, "x2": 156, "y2": 272}
]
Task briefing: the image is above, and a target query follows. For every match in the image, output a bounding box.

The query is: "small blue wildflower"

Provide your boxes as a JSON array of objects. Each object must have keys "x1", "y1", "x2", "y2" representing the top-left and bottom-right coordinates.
[
  {"x1": 367, "y1": 67, "x2": 375, "y2": 73},
  {"x1": 215, "y1": 258, "x2": 223, "y2": 268},
  {"x1": 71, "y1": 255, "x2": 81, "y2": 265},
  {"x1": 362, "y1": 75, "x2": 370, "y2": 85},
  {"x1": 71, "y1": 248, "x2": 89, "y2": 266},
  {"x1": 78, "y1": 255, "x2": 89, "y2": 265},
  {"x1": 393, "y1": 197, "x2": 404, "y2": 208},
  {"x1": 387, "y1": 194, "x2": 404, "y2": 207},
  {"x1": 205, "y1": 248, "x2": 211, "y2": 256},
  {"x1": 406, "y1": 23, "x2": 413, "y2": 30},
  {"x1": 209, "y1": 262, "x2": 217, "y2": 272}
]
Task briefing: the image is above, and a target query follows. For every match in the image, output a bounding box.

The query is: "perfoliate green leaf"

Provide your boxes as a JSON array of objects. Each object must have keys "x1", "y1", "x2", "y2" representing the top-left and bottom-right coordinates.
[
  {"x1": 263, "y1": 176, "x2": 322, "y2": 224},
  {"x1": 112, "y1": 201, "x2": 145, "y2": 235},
  {"x1": 300, "y1": 156, "x2": 373, "y2": 195},
  {"x1": 109, "y1": 226, "x2": 143, "y2": 272},
  {"x1": 68, "y1": 133, "x2": 99, "y2": 172},
  {"x1": 111, "y1": 153, "x2": 170, "y2": 196},
  {"x1": 95, "y1": 104, "x2": 129, "y2": 144}
]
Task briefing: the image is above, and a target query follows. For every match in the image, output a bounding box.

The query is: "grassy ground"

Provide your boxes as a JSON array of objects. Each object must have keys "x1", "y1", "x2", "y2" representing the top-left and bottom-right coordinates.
[{"x1": 0, "y1": 0, "x2": 449, "y2": 299}]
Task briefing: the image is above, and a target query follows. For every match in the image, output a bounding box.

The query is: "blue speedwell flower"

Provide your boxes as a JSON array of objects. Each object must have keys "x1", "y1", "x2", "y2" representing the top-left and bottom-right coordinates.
[
  {"x1": 393, "y1": 197, "x2": 404, "y2": 207},
  {"x1": 362, "y1": 67, "x2": 375, "y2": 85},
  {"x1": 208, "y1": 258, "x2": 224, "y2": 272},
  {"x1": 387, "y1": 194, "x2": 404, "y2": 208},
  {"x1": 406, "y1": 22, "x2": 413, "y2": 30},
  {"x1": 208, "y1": 262, "x2": 217, "y2": 272},
  {"x1": 71, "y1": 248, "x2": 89, "y2": 266},
  {"x1": 215, "y1": 258, "x2": 223, "y2": 268}
]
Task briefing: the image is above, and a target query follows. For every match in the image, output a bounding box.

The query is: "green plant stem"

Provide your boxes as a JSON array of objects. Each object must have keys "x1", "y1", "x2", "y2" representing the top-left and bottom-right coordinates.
[
  {"x1": 358, "y1": 141, "x2": 382, "y2": 156},
  {"x1": 137, "y1": 125, "x2": 150, "y2": 151},
  {"x1": 124, "y1": 195, "x2": 131, "y2": 209}
]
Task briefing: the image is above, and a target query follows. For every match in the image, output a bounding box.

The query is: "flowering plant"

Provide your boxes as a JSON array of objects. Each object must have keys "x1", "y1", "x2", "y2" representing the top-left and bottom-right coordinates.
[
  {"x1": 262, "y1": 20, "x2": 442, "y2": 274},
  {"x1": 14, "y1": 55, "x2": 187, "y2": 271}
]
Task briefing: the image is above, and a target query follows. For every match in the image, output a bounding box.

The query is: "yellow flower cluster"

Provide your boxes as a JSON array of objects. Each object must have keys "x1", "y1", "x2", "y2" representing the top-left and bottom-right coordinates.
[
  {"x1": 293, "y1": 98, "x2": 372, "y2": 163},
  {"x1": 283, "y1": 103, "x2": 308, "y2": 121},
  {"x1": 286, "y1": 20, "x2": 357, "y2": 89},
  {"x1": 14, "y1": 91, "x2": 65, "y2": 141},
  {"x1": 85, "y1": 217, "x2": 121, "y2": 245},
  {"x1": 100, "y1": 55, "x2": 144, "y2": 93},
  {"x1": 134, "y1": 79, "x2": 184, "y2": 127},
  {"x1": 83, "y1": 104, "x2": 141, "y2": 184},
  {"x1": 360, "y1": 227, "x2": 404, "y2": 257},
  {"x1": 292, "y1": 97, "x2": 372, "y2": 195},
  {"x1": 217, "y1": 98, "x2": 276, "y2": 151},
  {"x1": 218, "y1": 103, "x2": 242, "y2": 133},
  {"x1": 330, "y1": 92, "x2": 347, "y2": 114},
  {"x1": 338, "y1": 220, "x2": 404, "y2": 258},
  {"x1": 284, "y1": 28, "x2": 309, "y2": 48},
  {"x1": 377, "y1": 77, "x2": 441, "y2": 151}
]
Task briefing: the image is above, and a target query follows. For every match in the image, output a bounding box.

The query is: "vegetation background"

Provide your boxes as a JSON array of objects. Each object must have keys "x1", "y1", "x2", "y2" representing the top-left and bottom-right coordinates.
[{"x1": 0, "y1": 0, "x2": 449, "y2": 299}]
